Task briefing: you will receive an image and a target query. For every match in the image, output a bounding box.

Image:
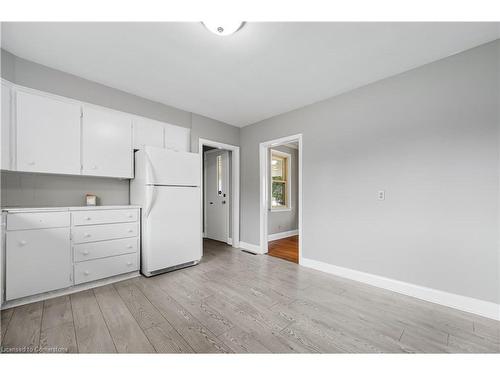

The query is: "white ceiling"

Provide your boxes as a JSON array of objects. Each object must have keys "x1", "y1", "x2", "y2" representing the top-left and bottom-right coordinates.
[{"x1": 1, "y1": 22, "x2": 499, "y2": 127}]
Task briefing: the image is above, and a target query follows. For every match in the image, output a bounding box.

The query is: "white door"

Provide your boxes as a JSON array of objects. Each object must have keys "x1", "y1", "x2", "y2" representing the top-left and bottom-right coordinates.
[
  {"x1": 82, "y1": 105, "x2": 133, "y2": 178},
  {"x1": 204, "y1": 150, "x2": 229, "y2": 243},
  {"x1": 16, "y1": 90, "x2": 81, "y2": 174},
  {"x1": 6, "y1": 227, "x2": 71, "y2": 300},
  {"x1": 1, "y1": 82, "x2": 11, "y2": 170},
  {"x1": 142, "y1": 186, "x2": 201, "y2": 274},
  {"x1": 133, "y1": 117, "x2": 164, "y2": 150}
]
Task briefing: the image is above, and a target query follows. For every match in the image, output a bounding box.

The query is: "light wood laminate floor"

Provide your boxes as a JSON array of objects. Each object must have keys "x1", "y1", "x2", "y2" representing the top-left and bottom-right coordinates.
[{"x1": 1, "y1": 239, "x2": 499, "y2": 353}]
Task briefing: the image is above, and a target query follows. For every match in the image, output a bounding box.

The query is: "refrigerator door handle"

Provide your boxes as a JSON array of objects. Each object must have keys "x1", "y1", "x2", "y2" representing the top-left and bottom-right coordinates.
[
  {"x1": 145, "y1": 185, "x2": 158, "y2": 219},
  {"x1": 145, "y1": 150, "x2": 158, "y2": 184}
]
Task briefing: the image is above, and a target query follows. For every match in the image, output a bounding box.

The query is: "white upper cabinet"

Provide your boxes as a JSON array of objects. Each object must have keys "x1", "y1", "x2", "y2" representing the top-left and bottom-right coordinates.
[
  {"x1": 82, "y1": 105, "x2": 133, "y2": 178},
  {"x1": 164, "y1": 123, "x2": 190, "y2": 152},
  {"x1": 1, "y1": 82, "x2": 11, "y2": 170},
  {"x1": 133, "y1": 117, "x2": 164, "y2": 150},
  {"x1": 16, "y1": 89, "x2": 81, "y2": 175}
]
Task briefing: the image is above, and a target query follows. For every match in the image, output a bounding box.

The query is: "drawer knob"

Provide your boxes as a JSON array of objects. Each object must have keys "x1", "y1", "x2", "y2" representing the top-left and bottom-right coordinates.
[
  {"x1": 85, "y1": 217, "x2": 91, "y2": 221},
  {"x1": 128, "y1": 229, "x2": 133, "y2": 233},
  {"x1": 128, "y1": 214, "x2": 133, "y2": 218},
  {"x1": 84, "y1": 271, "x2": 90, "y2": 276},
  {"x1": 83, "y1": 250, "x2": 90, "y2": 255},
  {"x1": 126, "y1": 262, "x2": 133, "y2": 266},
  {"x1": 84, "y1": 233, "x2": 91, "y2": 238},
  {"x1": 127, "y1": 245, "x2": 133, "y2": 249},
  {"x1": 92, "y1": 165, "x2": 98, "y2": 170},
  {"x1": 28, "y1": 161, "x2": 35, "y2": 165},
  {"x1": 18, "y1": 240, "x2": 27, "y2": 246}
]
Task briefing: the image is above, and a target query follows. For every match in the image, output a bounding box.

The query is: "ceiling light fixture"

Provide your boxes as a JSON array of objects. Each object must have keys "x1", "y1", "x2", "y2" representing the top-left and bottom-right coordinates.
[{"x1": 202, "y1": 21, "x2": 244, "y2": 36}]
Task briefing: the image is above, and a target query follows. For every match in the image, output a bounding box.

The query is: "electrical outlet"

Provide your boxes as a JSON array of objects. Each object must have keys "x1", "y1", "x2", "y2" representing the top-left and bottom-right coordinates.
[{"x1": 378, "y1": 190, "x2": 385, "y2": 201}]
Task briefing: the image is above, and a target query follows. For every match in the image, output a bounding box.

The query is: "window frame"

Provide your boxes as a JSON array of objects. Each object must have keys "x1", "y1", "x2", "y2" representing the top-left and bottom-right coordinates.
[{"x1": 270, "y1": 149, "x2": 292, "y2": 211}]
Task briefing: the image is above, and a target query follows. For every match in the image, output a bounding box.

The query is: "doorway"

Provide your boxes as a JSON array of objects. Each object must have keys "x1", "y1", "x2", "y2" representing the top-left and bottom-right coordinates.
[
  {"x1": 199, "y1": 139, "x2": 240, "y2": 249},
  {"x1": 204, "y1": 148, "x2": 229, "y2": 242},
  {"x1": 260, "y1": 134, "x2": 302, "y2": 264}
]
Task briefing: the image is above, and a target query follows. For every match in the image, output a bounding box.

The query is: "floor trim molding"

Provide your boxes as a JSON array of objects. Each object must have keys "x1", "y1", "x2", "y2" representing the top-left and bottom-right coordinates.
[
  {"x1": 239, "y1": 241, "x2": 264, "y2": 254},
  {"x1": 268, "y1": 229, "x2": 299, "y2": 241},
  {"x1": 301, "y1": 257, "x2": 500, "y2": 321}
]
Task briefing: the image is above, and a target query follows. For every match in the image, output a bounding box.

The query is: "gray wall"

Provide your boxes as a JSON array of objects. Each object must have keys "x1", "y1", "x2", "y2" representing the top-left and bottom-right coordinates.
[
  {"x1": 191, "y1": 113, "x2": 240, "y2": 152},
  {"x1": 1, "y1": 49, "x2": 191, "y2": 127},
  {"x1": 1, "y1": 49, "x2": 239, "y2": 208},
  {"x1": 268, "y1": 145, "x2": 298, "y2": 235},
  {"x1": 240, "y1": 40, "x2": 500, "y2": 303},
  {"x1": 1, "y1": 171, "x2": 129, "y2": 207}
]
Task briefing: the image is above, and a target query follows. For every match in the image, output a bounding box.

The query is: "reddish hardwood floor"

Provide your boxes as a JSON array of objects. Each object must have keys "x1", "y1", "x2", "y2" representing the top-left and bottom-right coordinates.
[{"x1": 267, "y1": 235, "x2": 299, "y2": 263}]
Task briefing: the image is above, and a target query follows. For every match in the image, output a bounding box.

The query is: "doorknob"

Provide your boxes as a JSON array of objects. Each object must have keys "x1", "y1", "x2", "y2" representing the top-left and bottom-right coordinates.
[{"x1": 210, "y1": 202, "x2": 214, "y2": 205}]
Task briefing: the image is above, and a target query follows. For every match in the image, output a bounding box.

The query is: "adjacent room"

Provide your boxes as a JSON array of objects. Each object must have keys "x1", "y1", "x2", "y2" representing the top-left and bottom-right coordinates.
[{"x1": 0, "y1": 21, "x2": 499, "y2": 356}]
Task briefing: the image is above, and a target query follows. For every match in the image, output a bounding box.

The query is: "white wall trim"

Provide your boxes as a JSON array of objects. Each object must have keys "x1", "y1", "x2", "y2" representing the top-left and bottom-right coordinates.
[
  {"x1": 199, "y1": 138, "x2": 240, "y2": 249},
  {"x1": 268, "y1": 229, "x2": 299, "y2": 241},
  {"x1": 259, "y1": 134, "x2": 303, "y2": 263},
  {"x1": 239, "y1": 241, "x2": 264, "y2": 254},
  {"x1": 301, "y1": 257, "x2": 500, "y2": 321}
]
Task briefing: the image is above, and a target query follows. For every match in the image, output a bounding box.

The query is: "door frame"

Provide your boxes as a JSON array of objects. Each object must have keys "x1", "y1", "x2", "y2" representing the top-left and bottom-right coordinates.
[
  {"x1": 259, "y1": 134, "x2": 303, "y2": 263},
  {"x1": 203, "y1": 149, "x2": 230, "y2": 243},
  {"x1": 199, "y1": 138, "x2": 240, "y2": 248}
]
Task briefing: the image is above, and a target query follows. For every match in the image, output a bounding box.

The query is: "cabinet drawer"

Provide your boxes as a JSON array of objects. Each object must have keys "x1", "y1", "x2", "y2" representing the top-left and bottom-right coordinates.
[
  {"x1": 74, "y1": 253, "x2": 138, "y2": 285},
  {"x1": 72, "y1": 209, "x2": 138, "y2": 226},
  {"x1": 7, "y1": 212, "x2": 70, "y2": 231},
  {"x1": 74, "y1": 237, "x2": 138, "y2": 262},
  {"x1": 72, "y1": 222, "x2": 138, "y2": 244}
]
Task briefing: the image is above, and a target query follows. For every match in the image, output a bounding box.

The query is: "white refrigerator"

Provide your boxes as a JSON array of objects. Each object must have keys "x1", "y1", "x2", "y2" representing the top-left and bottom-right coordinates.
[{"x1": 130, "y1": 146, "x2": 202, "y2": 276}]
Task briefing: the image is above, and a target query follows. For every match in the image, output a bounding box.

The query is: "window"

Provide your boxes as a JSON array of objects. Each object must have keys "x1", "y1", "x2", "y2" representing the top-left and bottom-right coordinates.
[
  {"x1": 271, "y1": 150, "x2": 291, "y2": 209},
  {"x1": 216, "y1": 154, "x2": 223, "y2": 195}
]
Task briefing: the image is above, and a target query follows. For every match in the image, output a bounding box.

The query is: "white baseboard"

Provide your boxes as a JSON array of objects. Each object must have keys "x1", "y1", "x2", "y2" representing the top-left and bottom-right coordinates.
[
  {"x1": 227, "y1": 237, "x2": 233, "y2": 245},
  {"x1": 239, "y1": 241, "x2": 264, "y2": 254},
  {"x1": 268, "y1": 229, "x2": 298, "y2": 241},
  {"x1": 301, "y1": 257, "x2": 500, "y2": 321}
]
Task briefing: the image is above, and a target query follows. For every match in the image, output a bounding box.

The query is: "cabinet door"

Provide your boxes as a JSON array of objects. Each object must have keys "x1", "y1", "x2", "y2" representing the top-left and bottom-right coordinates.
[
  {"x1": 16, "y1": 90, "x2": 81, "y2": 174},
  {"x1": 133, "y1": 117, "x2": 164, "y2": 150},
  {"x1": 6, "y1": 227, "x2": 71, "y2": 300},
  {"x1": 164, "y1": 123, "x2": 190, "y2": 152},
  {"x1": 1, "y1": 82, "x2": 11, "y2": 170},
  {"x1": 82, "y1": 106, "x2": 133, "y2": 178}
]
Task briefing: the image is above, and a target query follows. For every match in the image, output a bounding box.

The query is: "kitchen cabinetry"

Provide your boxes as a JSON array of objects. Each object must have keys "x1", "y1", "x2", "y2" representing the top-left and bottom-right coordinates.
[
  {"x1": 133, "y1": 117, "x2": 165, "y2": 149},
  {"x1": 1, "y1": 81, "x2": 11, "y2": 170},
  {"x1": 16, "y1": 89, "x2": 81, "y2": 175},
  {"x1": 5, "y1": 212, "x2": 72, "y2": 300},
  {"x1": 82, "y1": 105, "x2": 133, "y2": 178},
  {"x1": 164, "y1": 123, "x2": 190, "y2": 152},
  {"x1": 3, "y1": 79, "x2": 191, "y2": 178},
  {"x1": 3, "y1": 206, "x2": 140, "y2": 303},
  {"x1": 71, "y1": 207, "x2": 140, "y2": 286},
  {"x1": 133, "y1": 117, "x2": 191, "y2": 152}
]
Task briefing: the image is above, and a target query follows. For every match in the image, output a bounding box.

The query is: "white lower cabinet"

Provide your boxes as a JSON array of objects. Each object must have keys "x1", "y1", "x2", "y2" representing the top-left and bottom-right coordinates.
[
  {"x1": 6, "y1": 227, "x2": 71, "y2": 300},
  {"x1": 73, "y1": 237, "x2": 138, "y2": 262},
  {"x1": 74, "y1": 253, "x2": 138, "y2": 285},
  {"x1": 72, "y1": 222, "x2": 139, "y2": 244},
  {"x1": 4, "y1": 207, "x2": 140, "y2": 302}
]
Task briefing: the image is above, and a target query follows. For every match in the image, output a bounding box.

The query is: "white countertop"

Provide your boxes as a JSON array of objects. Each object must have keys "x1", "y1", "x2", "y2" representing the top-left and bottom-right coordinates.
[{"x1": 1, "y1": 205, "x2": 141, "y2": 213}]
